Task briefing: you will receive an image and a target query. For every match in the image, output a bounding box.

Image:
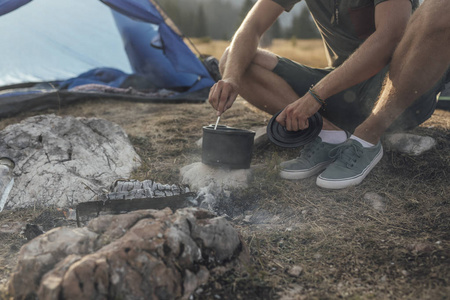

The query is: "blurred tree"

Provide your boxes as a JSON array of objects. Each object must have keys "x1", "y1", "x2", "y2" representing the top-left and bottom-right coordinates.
[
  {"x1": 260, "y1": 19, "x2": 283, "y2": 47},
  {"x1": 289, "y1": 6, "x2": 320, "y2": 39},
  {"x1": 236, "y1": 0, "x2": 255, "y2": 29},
  {"x1": 193, "y1": 4, "x2": 208, "y2": 37},
  {"x1": 270, "y1": 18, "x2": 283, "y2": 38},
  {"x1": 162, "y1": 0, "x2": 181, "y2": 25},
  {"x1": 157, "y1": 0, "x2": 239, "y2": 40}
]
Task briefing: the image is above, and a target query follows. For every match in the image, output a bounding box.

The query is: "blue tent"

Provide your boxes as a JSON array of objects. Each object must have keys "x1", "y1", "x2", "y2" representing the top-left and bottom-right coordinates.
[{"x1": 0, "y1": 0, "x2": 218, "y2": 117}]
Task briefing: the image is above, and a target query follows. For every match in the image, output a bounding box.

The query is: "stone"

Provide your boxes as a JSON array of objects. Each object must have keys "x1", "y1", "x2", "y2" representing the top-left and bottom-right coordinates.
[
  {"x1": 384, "y1": 133, "x2": 436, "y2": 156},
  {"x1": 9, "y1": 207, "x2": 249, "y2": 300},
  {"x1": 0, "y1": 114, "x2": 141, "y2": 209},
  {"x1": 287, "y1": 265, "x2": 303, "y2": 277},
  {"x1": 9, "y1": 227, "x2": 99, "y2": 298},
  {"x1": 252, "y1": 126, "x2": 269, "y2": 148},
  {"x1": 407, "y1": 242, "x2": 434, "y2": 255},
  {"x1": 23, "y1": 224, "x2": 44, "y2": 241},
  {"x1": 363, "y1": 192, "x2": 386, "y2": 212}
]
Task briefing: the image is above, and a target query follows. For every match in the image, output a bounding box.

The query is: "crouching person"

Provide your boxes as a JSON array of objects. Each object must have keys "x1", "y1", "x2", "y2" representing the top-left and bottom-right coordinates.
[{"x1": 208, "y1": 0, "x2": 449, "y2": 189}]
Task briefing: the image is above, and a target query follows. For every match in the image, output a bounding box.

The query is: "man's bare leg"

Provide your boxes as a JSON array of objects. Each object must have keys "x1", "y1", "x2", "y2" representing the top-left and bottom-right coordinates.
[
  {"x1": 219, "y1": 47, "x2": 341, "y2": 130},
  {"x1": 354, "y1": 0, "x2": 450, "y2": 144}
]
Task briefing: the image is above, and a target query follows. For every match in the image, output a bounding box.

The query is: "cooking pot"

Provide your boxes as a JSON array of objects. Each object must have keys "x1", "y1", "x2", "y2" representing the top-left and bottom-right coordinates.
[{"x1": 202, "y1": 125, "x2": 255, "y2": 169}]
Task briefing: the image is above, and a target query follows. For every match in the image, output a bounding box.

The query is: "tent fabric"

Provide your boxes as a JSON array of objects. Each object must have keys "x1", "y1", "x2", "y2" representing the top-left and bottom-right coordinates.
[
  {"x1": 102, "y1": 0, "x2": 212, "y2": 78},
  {"x1": 0, "y1": 0, "x2": 133, "y2": 86},
  {"x1": 111, "y1": 10, "x2": 200, "y2": 88},
  {"x1": 58, "y1": 68, "x2": 129, "y2": 90},
  {"x1": 0, "y1": 0, "x2": 216, "y2": 113},
  {"x1": 0, "y1": 0, "x2": 31, "y2": 16}
]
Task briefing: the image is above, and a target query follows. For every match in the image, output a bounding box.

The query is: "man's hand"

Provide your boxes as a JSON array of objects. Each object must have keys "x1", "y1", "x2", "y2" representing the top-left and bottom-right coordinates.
[
  {"x1": 276, "y1": 93, "x2": 322, "y2": 131},
  {"x1": 208, "y1": 79, "x2": 240, "y2": 116}
]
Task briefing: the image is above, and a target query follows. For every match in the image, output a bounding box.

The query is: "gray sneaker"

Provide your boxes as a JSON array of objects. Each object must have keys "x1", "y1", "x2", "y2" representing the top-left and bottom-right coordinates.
[
  {"x1": 279, "y1": 137, "x2": 340, "y2": 180},
  {"x1": 316, "y1": 139, "x2": 383, "y2": 189}
]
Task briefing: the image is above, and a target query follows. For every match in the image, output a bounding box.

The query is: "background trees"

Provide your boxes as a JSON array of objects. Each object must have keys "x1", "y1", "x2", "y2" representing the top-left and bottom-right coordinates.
[{"x1": 156, "y1": 0, "x2": 320, "y2": 41}]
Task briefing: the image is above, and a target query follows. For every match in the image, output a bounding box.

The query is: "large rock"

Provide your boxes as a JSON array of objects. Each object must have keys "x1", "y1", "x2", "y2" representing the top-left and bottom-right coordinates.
[
  {"x1": 0, "y1": 114, "x2": 140, "y2": 209},
  {"x1": 384, "y1": 133, "x2": 436, "y2": 156},
  {"x1": 8, "y1": 207, "x2": 249, "y2": 300}
]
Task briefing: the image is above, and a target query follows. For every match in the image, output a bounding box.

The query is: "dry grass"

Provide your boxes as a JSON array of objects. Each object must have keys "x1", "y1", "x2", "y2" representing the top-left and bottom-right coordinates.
[
  {"x1": 1, "y1": 99, "x2": 448, "y2": 299},
  {"x1": 189, "y1": 38, "x2": 328, "y2": 68},
  {"x1": 0, "y1": 40, "x2": 449, "y2": 299}
]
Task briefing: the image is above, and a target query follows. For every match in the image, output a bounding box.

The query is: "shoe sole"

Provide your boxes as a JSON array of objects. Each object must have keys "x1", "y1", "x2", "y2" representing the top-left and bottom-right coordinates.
[
  {"x1": 279, "y1": 160, "x2": 333, "y2": 180},
  {"x1": 316, "y1": 147, "x2": 383, "y2": 189}
]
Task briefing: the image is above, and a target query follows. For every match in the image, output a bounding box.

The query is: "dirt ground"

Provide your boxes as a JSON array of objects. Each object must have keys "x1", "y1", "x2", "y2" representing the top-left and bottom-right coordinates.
[{"x1": 0, "y1": 97, "x2": 449, "y2": 299}]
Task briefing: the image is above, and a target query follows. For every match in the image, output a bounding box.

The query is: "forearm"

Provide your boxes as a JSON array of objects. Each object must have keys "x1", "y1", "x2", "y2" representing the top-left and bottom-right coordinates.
[
  {"x1": 312, "y1": 0, "x2": 413, "y2": 101},
  {"x1": 312, "y1": 31, "x2": 399, "y2": 100},
  {"x1": 221, "y1": 0, "x2": 283, "y2": 84},
  {"x1": 221, "y1": 27, "x2": 261, "y2": 83}
]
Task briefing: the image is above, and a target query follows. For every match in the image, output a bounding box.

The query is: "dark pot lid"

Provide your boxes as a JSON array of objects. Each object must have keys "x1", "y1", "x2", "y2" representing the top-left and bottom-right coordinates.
[{"x1": 266, "y1": 110, "x2": 323, "y2": 148}]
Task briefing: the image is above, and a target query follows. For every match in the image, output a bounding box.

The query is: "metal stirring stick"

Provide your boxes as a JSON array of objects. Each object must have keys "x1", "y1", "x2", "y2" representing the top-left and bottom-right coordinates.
[{"x1": 214, "y1": 116, "x2": 221, "y2": 130}]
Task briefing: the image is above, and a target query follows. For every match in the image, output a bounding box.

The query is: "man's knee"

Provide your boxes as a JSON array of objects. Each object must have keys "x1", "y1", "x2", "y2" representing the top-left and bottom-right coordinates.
[{"x1": 219, "y1": 47, "x2": 278, "y2": 75}]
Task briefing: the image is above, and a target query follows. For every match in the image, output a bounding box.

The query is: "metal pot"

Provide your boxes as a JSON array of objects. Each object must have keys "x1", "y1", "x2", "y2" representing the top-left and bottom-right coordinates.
[{"x1": 202, "y1": 125, "x2": 255, "y2": 169}]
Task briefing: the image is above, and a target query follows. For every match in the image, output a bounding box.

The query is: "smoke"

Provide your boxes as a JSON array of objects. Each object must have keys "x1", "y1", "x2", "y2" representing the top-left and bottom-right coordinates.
[{"x1": 180, "y1": 162, "x2": 252, "y2": 213}]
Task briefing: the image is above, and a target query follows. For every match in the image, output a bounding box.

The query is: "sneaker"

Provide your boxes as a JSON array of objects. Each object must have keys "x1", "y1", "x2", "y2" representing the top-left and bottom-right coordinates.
[
  {"x1": 316, "y1": 139, "x2": 383, "y2": 189},
  {"x1": 279, "y1": 137, "x2": 340, "y2": 180}
]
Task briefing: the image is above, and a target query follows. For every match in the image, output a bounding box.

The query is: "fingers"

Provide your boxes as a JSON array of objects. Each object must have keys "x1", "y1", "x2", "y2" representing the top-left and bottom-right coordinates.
[
  {"x1": 208, "y1": 80, "x2": 238, "y2": 116},
  {"x1": 216, "y1": 83, "x2": 237, "y2": 115},
  {"x1": 275, "y1": 109, "x2": 287, "y2": 126},
  {"x1": 208, "y1": 83, "x2": 219, "y2": 110},
  {"x1": 276, "y1": 107, "x2": 310, "y2": 132}
]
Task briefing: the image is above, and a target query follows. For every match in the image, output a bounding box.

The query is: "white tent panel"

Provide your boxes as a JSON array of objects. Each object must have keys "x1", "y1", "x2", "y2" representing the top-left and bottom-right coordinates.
[{"x1": 0, "y1": 0, "x2": 132, "y2": 86}]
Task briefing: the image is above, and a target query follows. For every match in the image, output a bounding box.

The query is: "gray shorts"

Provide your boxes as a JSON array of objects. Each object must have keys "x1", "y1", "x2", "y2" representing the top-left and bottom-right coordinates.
[{"x1": 272, "y1": 57, "x2": 448, "y2": 132}]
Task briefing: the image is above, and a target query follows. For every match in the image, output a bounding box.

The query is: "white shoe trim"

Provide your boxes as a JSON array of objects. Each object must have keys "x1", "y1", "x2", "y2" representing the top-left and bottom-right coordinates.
[
  {"x1": 316, "y1": 146, "x2": 383, "y2": 189},
  {"x1": 280, "y1": 160, "x2": 333, "y2": 180}
]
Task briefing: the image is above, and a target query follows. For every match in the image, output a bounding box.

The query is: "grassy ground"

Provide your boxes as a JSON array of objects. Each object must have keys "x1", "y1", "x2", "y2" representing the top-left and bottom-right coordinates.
[
  {"x1": 0, "y1": 39, "x2": 449, "y2": 299},
  {"x1": 190, "y1": 38, "x2": 328, "y2": 68}
]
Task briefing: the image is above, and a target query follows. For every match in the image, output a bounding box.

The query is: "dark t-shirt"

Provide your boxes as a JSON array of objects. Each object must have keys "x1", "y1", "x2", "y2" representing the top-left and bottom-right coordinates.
[{"x1": 271, "y1": 0, "x2": 418, "y2": 67}]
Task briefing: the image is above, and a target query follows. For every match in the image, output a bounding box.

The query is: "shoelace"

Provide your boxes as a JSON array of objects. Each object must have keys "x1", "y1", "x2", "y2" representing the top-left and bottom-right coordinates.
[
  {"x1": 329, "y1": 140, "x2": 363, "y2": 168},
  {"x1": 298, "y1": 138, "x2": 323, "y2": 159}
]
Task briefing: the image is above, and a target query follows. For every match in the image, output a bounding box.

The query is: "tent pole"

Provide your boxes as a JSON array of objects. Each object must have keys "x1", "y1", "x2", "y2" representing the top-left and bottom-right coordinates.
[{"x1": 151, "y1": 0, "x2": 204, "y2": 59}]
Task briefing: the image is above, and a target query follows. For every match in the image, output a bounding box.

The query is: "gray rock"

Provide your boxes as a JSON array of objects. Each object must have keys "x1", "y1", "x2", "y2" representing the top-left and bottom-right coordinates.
[
  {"x1": 9, "y1": 227, "x2": 99, "y2": 298},
  {"x1": 196, "y1": 137, "x2": 203, "y2": 147},
  {"x1": 252, "y1": 126, "x2": 269, "y2": 148},
  {"x1": 9, "y1": 207, "x2": 249, "y2": 300},
  {"x1": 384, "y1": 133, "x2": 436, "y2": 156},
  {"x1": 363, "y1": 192, "x2": 386, "y2": 212},
  {"x1": 0, "y1": 114, "x2": 141, "y2": 209},
  {"x1": 287, "y1": 265, "x2": 303, "y2": 277}
]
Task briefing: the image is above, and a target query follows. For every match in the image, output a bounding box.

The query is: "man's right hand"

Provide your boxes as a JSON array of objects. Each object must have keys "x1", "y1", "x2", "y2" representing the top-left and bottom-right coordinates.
[{"x1": 208, "y1": 79, "x2": 239, "y2": 116}]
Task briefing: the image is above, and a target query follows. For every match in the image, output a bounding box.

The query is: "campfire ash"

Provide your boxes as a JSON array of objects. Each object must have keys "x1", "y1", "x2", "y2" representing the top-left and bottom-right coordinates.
[{"x1": 180, "y1": 162, "x2": 253, "y2": 212}]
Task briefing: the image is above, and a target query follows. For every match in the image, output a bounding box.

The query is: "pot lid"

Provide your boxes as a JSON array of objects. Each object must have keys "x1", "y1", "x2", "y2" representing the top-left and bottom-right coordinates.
[{"x1": 266, "y1": 111, "x2": 323, "y2": 148}]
